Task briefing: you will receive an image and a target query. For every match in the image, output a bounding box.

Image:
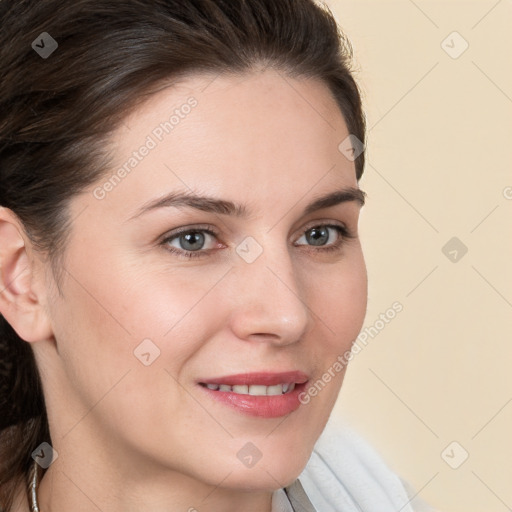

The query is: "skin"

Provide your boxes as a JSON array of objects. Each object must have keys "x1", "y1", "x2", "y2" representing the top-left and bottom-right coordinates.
[{"x1": 0, "y1": 68, "x2": 367, "y2": 512}]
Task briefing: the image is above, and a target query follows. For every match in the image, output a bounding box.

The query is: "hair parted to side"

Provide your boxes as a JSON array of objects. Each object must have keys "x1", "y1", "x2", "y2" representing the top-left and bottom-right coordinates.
[{"x1": 0, "y1": 0, "x2": 366, "y2": 508}]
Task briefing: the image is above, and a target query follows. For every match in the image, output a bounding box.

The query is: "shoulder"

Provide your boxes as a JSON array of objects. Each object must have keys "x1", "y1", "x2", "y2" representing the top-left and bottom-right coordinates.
[{"x1": 297, "y1": 417, "x2": 439, "y2": 512}]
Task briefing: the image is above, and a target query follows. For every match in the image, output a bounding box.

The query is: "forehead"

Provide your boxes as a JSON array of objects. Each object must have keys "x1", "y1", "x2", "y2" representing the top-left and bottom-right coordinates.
[
  {"x1": 115, "y1": 68, "x2": 351, "y2": 159},
  {"x1": 81, "y1": 69, "x2": 357, "y2": 221}
]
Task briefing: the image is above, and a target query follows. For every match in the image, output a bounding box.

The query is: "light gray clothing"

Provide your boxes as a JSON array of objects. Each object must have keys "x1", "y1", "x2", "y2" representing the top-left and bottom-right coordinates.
[{"x1": 271, "y1": 418, "x2": 439, "y2": 512}]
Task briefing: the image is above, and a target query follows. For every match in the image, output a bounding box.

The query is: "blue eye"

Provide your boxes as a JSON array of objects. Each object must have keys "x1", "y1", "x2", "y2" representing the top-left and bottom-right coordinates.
[
  {"x1": 161, "y1": 227, "x2": 218, "y2": 259},
  {"x1": 160, "y1": 223, "x2": 354, "y2": 260},
  {"x1": 295, "y1": 225, "x2": 348, "y2": 248}
]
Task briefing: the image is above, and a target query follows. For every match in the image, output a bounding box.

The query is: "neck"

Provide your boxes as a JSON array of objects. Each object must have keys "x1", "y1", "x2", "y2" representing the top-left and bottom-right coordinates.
[{"x1": 34, "y1": 456, "x2": 274, "y2": 512}]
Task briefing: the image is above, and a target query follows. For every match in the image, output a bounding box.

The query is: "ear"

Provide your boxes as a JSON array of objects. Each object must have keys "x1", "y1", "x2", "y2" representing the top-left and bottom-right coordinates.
[{"x1": 0, "y1": 206, "x2": 54, "y2": 343}]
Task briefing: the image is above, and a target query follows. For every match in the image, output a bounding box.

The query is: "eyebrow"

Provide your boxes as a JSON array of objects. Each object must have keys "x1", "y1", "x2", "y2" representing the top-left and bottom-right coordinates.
[{"x1": 126, "y1": 186, "x2": 366, "y2": 222}]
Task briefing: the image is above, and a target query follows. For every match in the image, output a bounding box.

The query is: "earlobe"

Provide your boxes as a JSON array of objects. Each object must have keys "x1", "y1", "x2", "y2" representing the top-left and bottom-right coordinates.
[{"x1": 0, "y1": 207, "x2": 54, "y2": 343}]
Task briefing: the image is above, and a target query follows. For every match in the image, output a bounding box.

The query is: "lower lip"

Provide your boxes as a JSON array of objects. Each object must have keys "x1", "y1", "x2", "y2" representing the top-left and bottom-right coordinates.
[{"x1": 198, "y1": 382, "x2": 308, "y2": 418}]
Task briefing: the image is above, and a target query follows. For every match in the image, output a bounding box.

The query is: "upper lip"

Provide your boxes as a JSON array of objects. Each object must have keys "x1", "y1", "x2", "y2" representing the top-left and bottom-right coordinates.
[{"x1": 198, "y1": 371, "x2": 309, "y2": 387}]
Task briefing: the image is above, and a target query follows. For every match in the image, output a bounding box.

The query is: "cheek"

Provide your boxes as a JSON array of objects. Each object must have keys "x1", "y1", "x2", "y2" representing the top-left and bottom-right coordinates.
[
  {"x1": 310, "y1": 255, "x2": 367, "y2": 347},
  {"x1": 48, "y1": 268, "x2": 207, "y2": 442}
]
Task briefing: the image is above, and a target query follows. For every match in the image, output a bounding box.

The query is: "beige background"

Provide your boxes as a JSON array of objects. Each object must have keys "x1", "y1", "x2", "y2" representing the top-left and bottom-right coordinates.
[{"x1": 324, "y1": 1, "x2": 512, "y2": 511}]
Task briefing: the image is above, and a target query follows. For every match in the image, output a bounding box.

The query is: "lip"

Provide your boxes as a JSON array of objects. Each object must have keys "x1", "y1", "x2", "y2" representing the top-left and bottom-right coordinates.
[
  {"x1": 197, "y1": 371, "x2": 309, "y2": 418},
  {"x1": 197, "y1": 371, "x2": 309, "y2": 387}
]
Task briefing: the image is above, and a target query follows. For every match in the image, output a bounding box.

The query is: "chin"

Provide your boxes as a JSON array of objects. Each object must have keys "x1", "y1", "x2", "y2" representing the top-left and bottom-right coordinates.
[
  {"x1": 218, "y1": 445, "x2": 311, "y2": 492},
  {"x1": 222, "y1": 462, "x2": 307, "y2": 492}
]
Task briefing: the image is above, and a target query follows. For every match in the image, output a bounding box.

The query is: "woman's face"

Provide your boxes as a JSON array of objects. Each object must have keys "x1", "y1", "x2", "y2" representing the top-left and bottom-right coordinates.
[{"x1": 37, "y1": 69, "x2": 367, "y2": 496}]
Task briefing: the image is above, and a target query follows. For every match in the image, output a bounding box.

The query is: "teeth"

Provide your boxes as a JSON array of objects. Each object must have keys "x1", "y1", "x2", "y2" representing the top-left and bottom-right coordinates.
[
  {"x1": 266, "y1": 384, "x2": 283, "y2": 395},
  {"x1": 204, "y1": 383, "x2": 297, "y2": 395},
  {"x1": 248, "y1": 385, "x2": 267, "y2": 396}
]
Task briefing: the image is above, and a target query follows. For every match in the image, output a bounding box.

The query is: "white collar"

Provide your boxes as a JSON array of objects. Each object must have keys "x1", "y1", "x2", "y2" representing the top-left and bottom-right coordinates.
[
  {"x1": 272, "y1": 479, "x2": 318, "y2": 512},
  {"x1": 271, "y1": 488, "x2": 295, "y2": 512}
]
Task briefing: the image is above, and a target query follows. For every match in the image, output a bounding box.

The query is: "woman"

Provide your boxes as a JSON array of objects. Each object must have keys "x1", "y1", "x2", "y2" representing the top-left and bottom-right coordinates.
[{"x1": 0, "y1": 1, "x2": 435, "y2": 510}]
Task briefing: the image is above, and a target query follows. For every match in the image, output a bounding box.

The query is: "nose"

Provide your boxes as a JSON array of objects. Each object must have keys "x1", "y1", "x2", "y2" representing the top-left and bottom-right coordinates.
[{"x1": 227, "y1": 241, "x2": 311, "y2": 347}]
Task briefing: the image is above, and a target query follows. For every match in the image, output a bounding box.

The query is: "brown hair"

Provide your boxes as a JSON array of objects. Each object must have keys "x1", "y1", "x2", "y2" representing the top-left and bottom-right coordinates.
[{"x1": 0, "y1": 0, "x2": 366, "y2": 508}]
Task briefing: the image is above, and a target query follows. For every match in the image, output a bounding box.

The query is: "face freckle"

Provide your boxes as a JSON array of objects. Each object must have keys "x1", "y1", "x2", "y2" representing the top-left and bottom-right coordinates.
[{"x1": 42, "y1": 68, "x2": 368, "y2": 499}]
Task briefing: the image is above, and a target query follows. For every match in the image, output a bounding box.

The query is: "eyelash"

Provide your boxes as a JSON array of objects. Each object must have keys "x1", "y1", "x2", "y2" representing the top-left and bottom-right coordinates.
[{"x1": 159, "y1": 223, "x2": 355, "y2": 260}]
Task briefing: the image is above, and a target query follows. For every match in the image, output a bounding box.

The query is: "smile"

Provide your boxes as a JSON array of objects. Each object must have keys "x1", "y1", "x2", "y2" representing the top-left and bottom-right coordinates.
[
  {"x1": 199, "y1": 382, "x2": 296, "y2": 395},
  {"x1": 196, "y1": 371, "x2": 309, "y2": 418}
]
